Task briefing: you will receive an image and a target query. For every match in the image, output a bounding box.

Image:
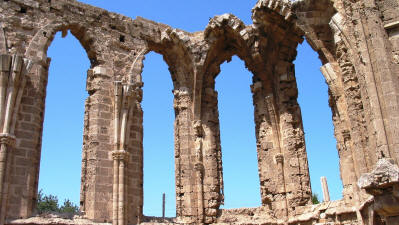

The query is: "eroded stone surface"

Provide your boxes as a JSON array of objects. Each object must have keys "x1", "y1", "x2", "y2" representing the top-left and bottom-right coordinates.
[
  {"x1": 358, "y1": 158, "x2": 399, "y2": 192},
  {"x1": 358, "y1": 159, "x2": 399, "y2": 224}
]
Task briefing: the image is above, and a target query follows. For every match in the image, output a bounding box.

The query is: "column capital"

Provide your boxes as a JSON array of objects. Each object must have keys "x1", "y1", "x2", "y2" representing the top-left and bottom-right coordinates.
[
  {"x1": 194, "y1": 162, "x2": 204, "y2": 172},
  {"x1": 274, "y1": 153, "x2": 284, "y2": 164},
  {"x1": 114, "y1": 81, "x2": 141, "y2": 108},
  {"x1": 173, "y1": 87, "x2": 191, "y2": 111},
  {"x1": 0, "y1": 133, "x2": 16, "y2": 147},
  {"x1": 92, "y1": 66, "x2": 113, "y2": 77},
  {"x1": 111, "y1": 150, "x2": 129, "y2": 162},
  {"x1": 172, "y1": 87, "x2": 190, "y2": 98},
  {"x1": 193, "y1": 120, "x2": 203, "y2": 137}
]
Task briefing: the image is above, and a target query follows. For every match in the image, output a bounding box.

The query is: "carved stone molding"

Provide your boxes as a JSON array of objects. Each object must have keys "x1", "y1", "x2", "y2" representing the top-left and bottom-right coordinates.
[
  {"x1": 0, "y1": 133, "x2": 15, "y2": 148},
  {"x1": 111, "y1": 150, "x2": 129, "y2": 162}
]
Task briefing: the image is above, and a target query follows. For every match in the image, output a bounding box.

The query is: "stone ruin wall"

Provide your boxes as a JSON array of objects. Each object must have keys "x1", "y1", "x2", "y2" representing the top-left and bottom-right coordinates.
[{"x1": 0, "y1": 0, "x2": 398, "y2": 224}]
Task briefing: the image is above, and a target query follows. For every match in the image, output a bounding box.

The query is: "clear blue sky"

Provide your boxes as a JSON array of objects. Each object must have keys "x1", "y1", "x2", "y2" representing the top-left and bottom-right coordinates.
[{"x1": 38, "y1": 0, "x2": 342, "y2": 217}]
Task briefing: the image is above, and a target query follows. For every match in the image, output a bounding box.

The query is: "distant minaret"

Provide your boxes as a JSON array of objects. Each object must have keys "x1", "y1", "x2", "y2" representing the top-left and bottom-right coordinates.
[{"x1": 162, "y1": 193, "x2": 166, "y2": 219}]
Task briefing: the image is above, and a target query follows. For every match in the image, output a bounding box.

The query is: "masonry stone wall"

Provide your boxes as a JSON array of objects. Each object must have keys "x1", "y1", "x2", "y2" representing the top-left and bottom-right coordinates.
[{"x1": 0, "y1": 0, "x2": 399, "y2": 224}]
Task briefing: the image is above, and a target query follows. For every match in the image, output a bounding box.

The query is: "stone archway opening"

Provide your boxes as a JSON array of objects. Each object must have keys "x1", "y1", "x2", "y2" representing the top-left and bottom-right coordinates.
[
  {"x1": 141, "y1": 51, "x2": 176, "y2": 217},
  {"x1": 215, "y1": 56, "x2": 261, "y2": 209},
  {"x1": 38, "y1": 30, "x2": 90, "y2": 210},
  {"x1": 294, "y1": 39, "x2": 343, "y2": 202}
]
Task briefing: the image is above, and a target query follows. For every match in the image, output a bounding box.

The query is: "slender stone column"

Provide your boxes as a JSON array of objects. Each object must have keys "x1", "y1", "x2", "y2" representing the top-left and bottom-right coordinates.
[
  {"x1": 320, "y1": 177, "x2": 330, "y2": 202},
  {"x1": 0, "y1": 139, "x2": 8, "y2": 224},
  {"x1": 0, "y1": 56, "x2": 12, "y2": 209},
  {"x1": 112, "y1": 81, "x2": 135, "y2": 225},
  {"x1": 196, "y1": 167, "x2": 204, "y2": 224},
  {"x1": 193, "y1": 120, "x2": 204, "y2": 224},
  {"x1": 0, "y1": 55, "x2": 11, "y2": 129},
  {"x1": 274, "y1": 153, "x2": 288, "y2": 217},
  {"x1": 112, "y1": 157, "x2": 119, "y2": 225},
  {"x1": 111, "y1": 150, "x2": 129, "y2": 225},
  {"x1": 118, "y1": 158, "x2": 125, "y2": 225},
  {"x1": 0, "y1": 134, "x2": 15, "y2": 225},
  {"x1": 0, "y1": 54, "x2": 32, "y2": 224},
  {"x1": 265, "y1": 94, "x2": 289, "y2": 218}
]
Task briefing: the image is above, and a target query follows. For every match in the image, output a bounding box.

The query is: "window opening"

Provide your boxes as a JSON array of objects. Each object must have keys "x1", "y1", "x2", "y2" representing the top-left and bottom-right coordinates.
[
  {"x1": 38, "y1": 31, "x2": 89, "y2": 209},
  {"x1": 294, "y1": 40, "x2": 343, "y2": 201},
  {"x1": 142, "y1": 52, "x2": 176, "y2": 217},
  {"x1": 216, "y1": 56, "x2": 261, "y2": 208}
]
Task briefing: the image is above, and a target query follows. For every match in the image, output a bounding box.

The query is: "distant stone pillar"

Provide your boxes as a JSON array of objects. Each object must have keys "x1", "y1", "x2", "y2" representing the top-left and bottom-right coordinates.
[
  {"x1": 112, "y1": 81, "x2": 136, "y2": 225},
  {"x1": 320, "y1": 177, "x2": 330, "y2": 202},
  {"x1": 0, "y1": 54, "x2": 32, "y2": 225},
  {"x1": 162, "y1": 193, "x2": 165, "y2": 219}
]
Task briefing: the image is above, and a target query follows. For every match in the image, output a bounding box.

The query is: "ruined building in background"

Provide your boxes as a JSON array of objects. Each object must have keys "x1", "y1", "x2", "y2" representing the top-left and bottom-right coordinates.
[{"x1": 0, "y1": 0, "x2": 398, "y2": 224}]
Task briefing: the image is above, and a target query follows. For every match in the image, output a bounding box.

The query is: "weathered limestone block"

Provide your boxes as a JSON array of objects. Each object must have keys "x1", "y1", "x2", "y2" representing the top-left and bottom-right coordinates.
[
  {"x1": 172, "y1": 87, "x2": 198, "y2": 224},
  {"x1": 200, "y1": 88, "x2": 223, "y2": 224},
  {"x1": 81, "y1": 66, "x2": 114, "y2": 223},
  {"x1": 358, "y1": 158, "x2": 399, "y2": 193},
  {"x1": 359, "y1": 158, "x2": 399, "y2": 224}
]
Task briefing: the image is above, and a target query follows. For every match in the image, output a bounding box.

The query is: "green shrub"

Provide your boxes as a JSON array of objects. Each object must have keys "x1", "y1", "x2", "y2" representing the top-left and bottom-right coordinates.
[
  {"x1": 37, "y1": 190, "x2": 59, "y2": 213},
  {"x1": 312, "y1": 193, "x2": 320, "y2": 204},
  {"x1": 59, "y1": 199, "x2": 79, "y2": 213},
  {"x1": 36, "y1": 189, "x2": 79, "y2": 214}
]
